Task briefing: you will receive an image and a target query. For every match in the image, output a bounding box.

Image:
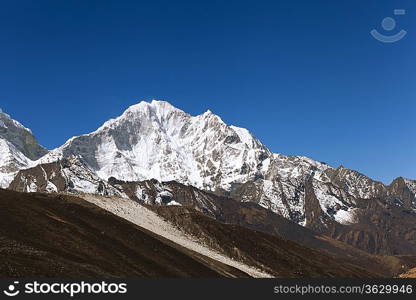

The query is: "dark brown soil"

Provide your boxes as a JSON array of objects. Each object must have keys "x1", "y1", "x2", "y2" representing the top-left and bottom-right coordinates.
[
  {"x1": 149, "y1": 205, "x2": 378, "y2": 278},
  {"x1": 0, "y1": 189, "x2": 249, "y2": 278}
]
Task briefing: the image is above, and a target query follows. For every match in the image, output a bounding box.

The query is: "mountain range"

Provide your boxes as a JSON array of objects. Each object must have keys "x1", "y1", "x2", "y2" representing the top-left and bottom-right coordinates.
[{"x1": 1, "y1": 100, "x2": 416, "y2": 257}]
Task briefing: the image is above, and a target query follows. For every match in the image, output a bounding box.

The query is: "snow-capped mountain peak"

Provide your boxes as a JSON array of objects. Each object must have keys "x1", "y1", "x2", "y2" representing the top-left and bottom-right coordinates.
[
  {"x1": 0, "y1": 110, "x2": 48, "y2": 187},
  {"x1": 0, "y1": 109, "x2": 33, "y2": 134},
  {"x1": 38, "y1": 100, "x2": 268, "y2": 190}
]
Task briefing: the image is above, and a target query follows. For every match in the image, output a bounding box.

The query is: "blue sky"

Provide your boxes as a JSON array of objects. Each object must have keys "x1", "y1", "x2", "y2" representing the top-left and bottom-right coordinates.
[{"x1": 1, "y1": 0, "x2": 415, "y2": 184}]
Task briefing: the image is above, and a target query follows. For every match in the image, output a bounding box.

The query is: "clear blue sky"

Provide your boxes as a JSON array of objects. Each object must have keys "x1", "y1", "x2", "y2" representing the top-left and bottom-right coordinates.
[{"x1": 1, "y1": 0, "x2": 415, "y2": 184}]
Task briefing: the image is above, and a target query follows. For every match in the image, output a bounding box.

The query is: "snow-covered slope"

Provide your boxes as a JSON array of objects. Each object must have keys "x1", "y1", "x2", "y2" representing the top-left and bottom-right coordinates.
[
  {"x1": 404, "y1": 178, "x2": 416, "y2": 196},
  {"x1": 0, "y1": 138, "x2": 31, "y2": 187},
  {"x1": 0, "y1": 110, "x2": 47, "y2": 188},
  {"x1": 39, "y1": 100, "x2": 271, "y2": 190}
]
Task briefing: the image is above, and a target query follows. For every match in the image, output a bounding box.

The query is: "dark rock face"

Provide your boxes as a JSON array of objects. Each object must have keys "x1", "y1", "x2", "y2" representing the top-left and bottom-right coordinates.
[
  {"x1": 296, "y1": 170, "x2": 416, "y2": 255},
  {"x1": 320, "y1": 198, "x2": 416, "y2": 255},
  {"x1": 9, "y1": 161, "x2": 65, "y2": 192},
  {"x1": 303, "y1": 179, "x2": 332, "y2": 232},
  {"x1": 226, "y1": 166, "x2": 416, "y2": 255},
  {"x1": 388, "y1": 177, "x2": 416, "y2": 209},
  {"x1": 8, "y1": 157, "x2": 117, "y2": 196}
]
